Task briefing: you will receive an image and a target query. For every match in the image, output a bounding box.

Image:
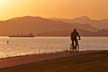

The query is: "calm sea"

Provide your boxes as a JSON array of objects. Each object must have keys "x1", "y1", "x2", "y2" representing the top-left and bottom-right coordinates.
[{"x1": 0, "y1": 37, "x2": 108, "y2": 58}]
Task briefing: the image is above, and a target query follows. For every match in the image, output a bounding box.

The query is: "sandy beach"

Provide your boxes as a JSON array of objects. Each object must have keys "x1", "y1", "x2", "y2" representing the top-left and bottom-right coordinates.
[{"x1": 0, "y1": 50, "x2": 108, "y2": 72}]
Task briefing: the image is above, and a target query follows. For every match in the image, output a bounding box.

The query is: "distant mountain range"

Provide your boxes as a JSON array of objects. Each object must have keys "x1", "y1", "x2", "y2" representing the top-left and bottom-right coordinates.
[
  {"x1": 0, "y1": 16, "x2": 108, "y2": 37},
  {"x1": 51, "y1": 16, "x2": 108, "y2": 29}
]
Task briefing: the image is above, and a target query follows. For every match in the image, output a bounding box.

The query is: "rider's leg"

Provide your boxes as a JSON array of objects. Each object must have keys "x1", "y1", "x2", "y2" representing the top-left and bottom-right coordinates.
[
  {"x1": 75, "y1": 39, "x2": 79, "y2": 52},
  {"x1": 71, "y1": 40, "x2": 74, "y2": 51},
  {"x1": 70, "y1": 40, "x2": 74, "y2": 52}
]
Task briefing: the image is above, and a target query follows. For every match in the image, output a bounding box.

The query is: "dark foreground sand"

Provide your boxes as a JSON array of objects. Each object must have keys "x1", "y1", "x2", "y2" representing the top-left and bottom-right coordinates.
[{"x1": 0, "y1": 50, "x2": 108, "y2": 72}]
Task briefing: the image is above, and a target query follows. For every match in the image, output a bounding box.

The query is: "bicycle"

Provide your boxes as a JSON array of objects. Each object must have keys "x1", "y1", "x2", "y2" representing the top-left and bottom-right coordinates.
[{"x1": 70, "y1": 42, "x2": 79, "y2": 53}]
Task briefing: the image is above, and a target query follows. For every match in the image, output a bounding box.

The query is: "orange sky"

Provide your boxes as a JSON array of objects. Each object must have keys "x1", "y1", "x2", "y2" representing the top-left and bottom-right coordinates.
[{"x1": 0, "y1": 0, "x2": 108, "y2": 20}]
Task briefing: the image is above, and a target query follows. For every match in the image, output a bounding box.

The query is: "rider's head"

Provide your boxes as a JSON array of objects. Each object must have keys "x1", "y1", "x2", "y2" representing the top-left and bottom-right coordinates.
[{"x1": 73, "y1": 28, "x2": 77, "y2": 32}]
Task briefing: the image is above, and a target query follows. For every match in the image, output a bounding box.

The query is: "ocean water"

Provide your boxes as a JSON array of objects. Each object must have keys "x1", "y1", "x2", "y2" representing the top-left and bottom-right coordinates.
[{"x1": 0, "y1": 37, "x2": 108, "y2": 58}]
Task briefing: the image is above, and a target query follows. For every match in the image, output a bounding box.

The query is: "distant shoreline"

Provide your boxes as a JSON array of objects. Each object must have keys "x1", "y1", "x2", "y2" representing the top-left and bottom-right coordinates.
[{"x1": 0, "y1": 36, "x2": 108, "y2": 38}]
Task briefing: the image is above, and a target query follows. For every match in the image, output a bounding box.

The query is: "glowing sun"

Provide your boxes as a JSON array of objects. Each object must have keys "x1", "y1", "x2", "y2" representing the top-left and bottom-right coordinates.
[{"x1": 0, "y1": 0, "x2": 9, "y2": 8}]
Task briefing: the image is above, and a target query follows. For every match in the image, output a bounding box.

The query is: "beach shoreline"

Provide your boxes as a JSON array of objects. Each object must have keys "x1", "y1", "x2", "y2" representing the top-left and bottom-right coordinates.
[{"x1": 0, "y1": 50, "x2": 107, "y2": 69}]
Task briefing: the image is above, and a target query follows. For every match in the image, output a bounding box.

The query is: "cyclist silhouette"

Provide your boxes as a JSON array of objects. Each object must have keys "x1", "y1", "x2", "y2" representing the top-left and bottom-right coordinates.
[{"x1": 70, "y1": 29, "x2": 81, "y2": 52}]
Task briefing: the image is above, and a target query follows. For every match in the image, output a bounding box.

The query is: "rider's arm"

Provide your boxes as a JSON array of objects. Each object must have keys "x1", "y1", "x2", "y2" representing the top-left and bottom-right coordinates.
[{"x1": 77, "y1": 32, "x2": 81, "y2": 40}]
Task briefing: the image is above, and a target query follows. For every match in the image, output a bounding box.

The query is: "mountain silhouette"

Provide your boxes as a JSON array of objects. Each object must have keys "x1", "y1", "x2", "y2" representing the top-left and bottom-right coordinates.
[
  {"x1": 51, "y1": 16, "x2": 108, "y2": 29},
  {"x1": 0, "y1": 16, "x2": 103, "y2": 36},
  {"x1": 0, "y1": 16, "x2": 108, "y2": 36}
]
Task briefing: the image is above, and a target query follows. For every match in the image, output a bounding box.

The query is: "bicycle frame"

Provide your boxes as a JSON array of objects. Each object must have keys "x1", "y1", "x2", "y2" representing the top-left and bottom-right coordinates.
[{"x1": 70, "y1": 43, "x2": 79, "y2": 52}]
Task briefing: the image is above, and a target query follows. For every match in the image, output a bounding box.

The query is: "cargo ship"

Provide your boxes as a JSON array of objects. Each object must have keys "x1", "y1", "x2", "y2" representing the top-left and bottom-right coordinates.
[{"x1": 9, "y1": 33, "x2": 35, "y2": 37}]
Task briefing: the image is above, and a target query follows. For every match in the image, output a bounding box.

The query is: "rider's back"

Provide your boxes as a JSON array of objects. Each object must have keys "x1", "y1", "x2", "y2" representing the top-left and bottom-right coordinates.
[{"x1": 71, "y1": 32, "x2": 79, "y2": 40}]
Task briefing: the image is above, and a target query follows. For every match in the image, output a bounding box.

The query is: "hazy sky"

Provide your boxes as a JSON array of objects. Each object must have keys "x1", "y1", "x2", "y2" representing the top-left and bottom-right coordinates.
[{"x1": 0, "y1": 0, "x2": 108, "y2": 20}]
